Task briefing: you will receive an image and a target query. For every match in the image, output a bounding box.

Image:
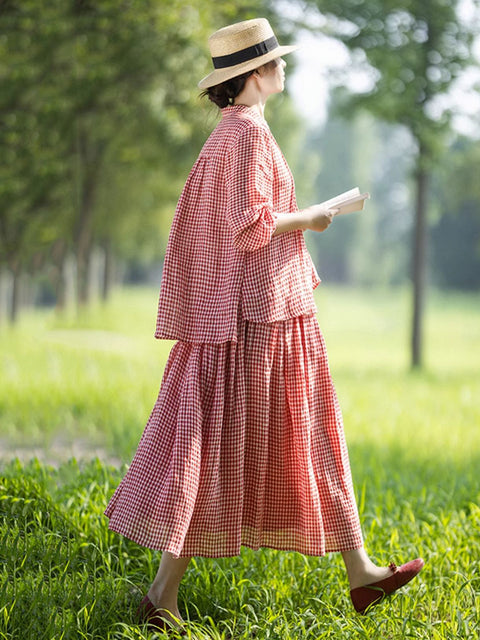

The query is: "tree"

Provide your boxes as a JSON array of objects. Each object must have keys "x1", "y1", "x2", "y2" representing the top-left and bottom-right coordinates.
[
  {"x1": 0, "y1": 0, "x2": 72, "y2": 322},
  {"x1": 1, "y1": 0, "x2": 274, "y2": 320},
  {"x1": 301, "y1": 0, "x2": 479, "y2": 367},
  {"x1": 66, "y1": 0, "x2": 219, "y2": 306}
]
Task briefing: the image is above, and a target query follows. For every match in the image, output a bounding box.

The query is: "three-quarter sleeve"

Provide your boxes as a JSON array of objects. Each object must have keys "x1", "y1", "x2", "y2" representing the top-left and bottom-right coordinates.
[{"x1": 225, "y1": 125, "x2": 277, "y2": 253}]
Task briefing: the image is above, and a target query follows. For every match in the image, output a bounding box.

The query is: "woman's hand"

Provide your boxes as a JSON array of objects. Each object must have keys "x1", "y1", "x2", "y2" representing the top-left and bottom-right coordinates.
[
  {"x1": 303, "y1": 205, "x2": 338, "y2": 232},
  {"x1": 273, "y1": 206, "x2": 338, "y2": 236}
]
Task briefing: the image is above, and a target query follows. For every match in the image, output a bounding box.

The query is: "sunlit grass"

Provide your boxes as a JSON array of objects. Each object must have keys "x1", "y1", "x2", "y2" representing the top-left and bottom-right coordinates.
[
  {"x1": 1, "y1": 456, "x2": 479, "y2": 639},
  {"x1": 1, "y1": 285, "x2": 480, "y2": 638},
  {"x1": 1, "y1": 285, "x2": 479, "y2": 464},
  {"x1": 0, "y1": 289, "x2": 174, "y2": 460}
]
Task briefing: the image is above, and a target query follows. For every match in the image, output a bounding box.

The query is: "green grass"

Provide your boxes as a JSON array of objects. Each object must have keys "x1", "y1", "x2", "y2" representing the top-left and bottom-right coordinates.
[
  {"x1": 0, "y1": 288, "x2": 174, "y2": 461},
  {"x1": 1, "y1": 285, "x2": 480, "y2": 639}
]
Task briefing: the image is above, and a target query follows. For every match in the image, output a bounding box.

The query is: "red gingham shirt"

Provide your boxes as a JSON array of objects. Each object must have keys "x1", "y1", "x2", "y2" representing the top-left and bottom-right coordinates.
[{"x1": 155, "y1": 104, "x2": 320, "y2": 344}]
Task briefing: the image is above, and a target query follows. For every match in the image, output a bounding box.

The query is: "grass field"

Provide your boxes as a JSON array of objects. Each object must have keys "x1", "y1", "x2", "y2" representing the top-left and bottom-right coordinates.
[{"x1": 1, "y1": 285, "x2": 479, "y2": 639}]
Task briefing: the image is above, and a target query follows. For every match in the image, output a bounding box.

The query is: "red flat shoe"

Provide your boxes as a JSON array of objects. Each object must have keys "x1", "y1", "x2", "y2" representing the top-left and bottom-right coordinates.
[
  {"x1": 136, "y1": 595, "x2": 187, "y2": 635},
  {"x1": 350, "y1": 558, "x2": 425, "y2": 614}
]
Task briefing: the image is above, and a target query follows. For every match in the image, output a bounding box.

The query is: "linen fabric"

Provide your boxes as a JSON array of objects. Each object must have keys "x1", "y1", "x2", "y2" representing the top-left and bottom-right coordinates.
[
  {"x1": 155, "y1": 105, "x2": 320, "y2": 345},
  {"x1": 105, "y1": 315, "x2": 364, "y2": 557},
  {"x1": 105, "y1": 101, "x2": 363, "y2": 560}
]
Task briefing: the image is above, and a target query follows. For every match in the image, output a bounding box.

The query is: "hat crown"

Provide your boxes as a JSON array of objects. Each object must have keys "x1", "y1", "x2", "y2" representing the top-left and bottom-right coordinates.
[
  {"x1": 198, "y1": 17, "x2": 297, "y2": 90},
  {"x1": 209, "y1": 18, "x2": 275, "y2": 57}
]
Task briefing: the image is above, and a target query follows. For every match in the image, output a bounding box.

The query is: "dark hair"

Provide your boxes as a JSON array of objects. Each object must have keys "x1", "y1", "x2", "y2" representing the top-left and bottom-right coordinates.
[
  {"x1": 202, "y1": 70, "x2": 254, "y2": 108},
  {"x1": 201, "y1": 58, "x2": 281, "y2": 109}
]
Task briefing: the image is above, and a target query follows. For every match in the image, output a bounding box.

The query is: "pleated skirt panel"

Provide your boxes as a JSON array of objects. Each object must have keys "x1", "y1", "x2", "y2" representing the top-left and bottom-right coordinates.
[{"x1": 104, "y1": 314, "x2": 363, "y2": 557}]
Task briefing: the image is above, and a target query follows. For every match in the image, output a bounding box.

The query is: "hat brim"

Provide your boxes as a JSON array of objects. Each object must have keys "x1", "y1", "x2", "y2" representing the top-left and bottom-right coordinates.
[{"x1": 198, "y1": 44, "x2": 298, "y2": 90}]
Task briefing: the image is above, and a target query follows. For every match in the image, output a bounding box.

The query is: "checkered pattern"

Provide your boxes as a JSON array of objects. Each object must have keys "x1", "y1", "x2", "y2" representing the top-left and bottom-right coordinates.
[
  {"x1": 105, "y1": 315, "x2": 364, "y2": 557},
  {"x1": 155, "y1": 104, "x2": 320, "y2": 344}
]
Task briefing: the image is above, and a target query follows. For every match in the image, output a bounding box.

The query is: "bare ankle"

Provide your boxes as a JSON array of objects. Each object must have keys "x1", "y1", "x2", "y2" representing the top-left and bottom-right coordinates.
[{"x1": 147, "y1": 588, "x2": 179, "y2": 612}]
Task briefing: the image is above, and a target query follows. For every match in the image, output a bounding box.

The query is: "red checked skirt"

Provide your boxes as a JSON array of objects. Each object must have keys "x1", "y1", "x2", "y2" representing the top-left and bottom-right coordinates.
[{"x1": 105, "y1": 315, "x2": 363, "y2": 557}]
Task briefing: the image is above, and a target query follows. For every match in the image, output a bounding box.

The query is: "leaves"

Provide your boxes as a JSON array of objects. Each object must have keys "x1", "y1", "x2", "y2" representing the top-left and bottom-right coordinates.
[
  {"x1": 304, "y1": 0, "x2": 478, "y2": 152},
  {"x1": 0, "y1": 0, "x2": 284, "y2": 314}
]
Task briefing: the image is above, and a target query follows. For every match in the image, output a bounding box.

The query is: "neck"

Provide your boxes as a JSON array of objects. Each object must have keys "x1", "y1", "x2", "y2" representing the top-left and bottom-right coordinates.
[{"x1": 233, "y1": 80, "x2": 267, "y2": 117}]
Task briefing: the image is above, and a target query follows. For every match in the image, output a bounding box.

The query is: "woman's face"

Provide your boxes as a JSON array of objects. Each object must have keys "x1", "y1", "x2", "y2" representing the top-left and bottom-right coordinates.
[{"x1": 257, "y1": 57, "x2": 287, "y2": 96}]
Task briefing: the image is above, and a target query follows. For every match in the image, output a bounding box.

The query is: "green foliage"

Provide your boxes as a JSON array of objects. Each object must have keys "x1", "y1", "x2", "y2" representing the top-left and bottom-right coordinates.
[
  {"x1": 302, "y1": 115, "x2": 362, "y2": 283},
  {"x1": 303, "y1": 0, "x2": 479, "y2": 368},
  {"x1": 301, "y1": 113, "x2": 416, "y2": 286},
  {"x1": 0, "y1": 0, "x2": 277, "y2": 298},
  {"x1": 310, "y1": 0, "x2": 478, "y2": 157},
  {"x1": 0, "y1": 1, "x2": 73, "y2": 270},
  {"x1": 430, "y1": 137, "x2": 480, "y2": 289},
  {"x1": 0, "y1": 286, "x2": 480, "y2": 637}
]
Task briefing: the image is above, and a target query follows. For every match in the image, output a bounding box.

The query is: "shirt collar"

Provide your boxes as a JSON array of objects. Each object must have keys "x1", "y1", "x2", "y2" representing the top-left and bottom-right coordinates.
[{"x1": 221, "y1": 104, "x2": 268, "y2": 126}]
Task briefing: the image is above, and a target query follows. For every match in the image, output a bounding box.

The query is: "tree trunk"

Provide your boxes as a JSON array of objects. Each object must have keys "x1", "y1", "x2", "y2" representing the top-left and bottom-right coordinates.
[
  {"x1": 53, "y1": 242, "x2": 68, "y2": 311},
  {"x1": 74, "y1": 125, "x2": 105, "y2": 308},
  {"x1": 101, "y1": 237, "x2": 114, "y2": 302},
  {"x1": 56, "y1": 262, "x2": 67, "y2": 311},
  {"x1": 55, "y1": 253, "x2": 77, "y2": 313},
  {"x1": 76, "y1": 239, "x2": 92, "y2": 307},
  {"x1": 0, "y1": 269, "x2": 12, "y2": 325},
  {"x1": 411, "y1": 152, "x2": 429, "y2": 369},
  {"x1": 9, "y1": 265, "x2": 21, "y2": 324}
]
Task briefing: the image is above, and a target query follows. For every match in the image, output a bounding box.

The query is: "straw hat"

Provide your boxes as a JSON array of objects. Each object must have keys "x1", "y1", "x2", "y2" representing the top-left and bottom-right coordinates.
[{"x1": 198, "y1": 18, "x2": 298, "y2": 90}]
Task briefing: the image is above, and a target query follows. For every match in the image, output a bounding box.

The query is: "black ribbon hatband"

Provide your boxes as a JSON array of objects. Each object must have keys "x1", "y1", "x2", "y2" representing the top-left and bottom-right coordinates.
[{"x1": 212, "y1": 35, "x2": 279, "y2": 69}]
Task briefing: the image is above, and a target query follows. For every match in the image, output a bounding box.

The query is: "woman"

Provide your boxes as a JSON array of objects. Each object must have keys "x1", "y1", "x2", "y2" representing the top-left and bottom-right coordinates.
[{"x1": 105, "y1": 18, "x2": 424, "y2": 633}]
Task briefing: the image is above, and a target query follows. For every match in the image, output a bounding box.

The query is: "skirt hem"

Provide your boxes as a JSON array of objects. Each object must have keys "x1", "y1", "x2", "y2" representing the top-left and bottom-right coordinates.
[{"x1": 105, "y1": 520, "x2": 364, "y2": 558}]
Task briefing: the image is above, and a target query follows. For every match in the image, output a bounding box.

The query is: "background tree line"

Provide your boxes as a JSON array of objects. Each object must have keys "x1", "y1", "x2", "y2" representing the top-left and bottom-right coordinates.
[
  {"x1": 0, "y1": 0, "x2": 272, "y2": 317},
  {"x1": 1, "y1": 0, "x2": 479, "y2": 369}
]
